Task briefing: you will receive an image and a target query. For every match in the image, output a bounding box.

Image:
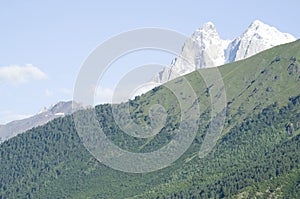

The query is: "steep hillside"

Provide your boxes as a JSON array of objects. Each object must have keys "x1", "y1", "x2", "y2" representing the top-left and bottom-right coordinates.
[
  {"x1": 231, "y1": 168, "x2": 300, "y2": 198},
  {"x1": 1, "y1": 40, "x2": 300, "y2": 198},
  {"x1": 0, "y1": 101, "x2": 83, "y2": 143}
]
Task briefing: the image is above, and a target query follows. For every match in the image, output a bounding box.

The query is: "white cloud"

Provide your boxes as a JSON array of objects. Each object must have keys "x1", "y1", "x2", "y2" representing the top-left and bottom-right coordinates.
[{"x1": 0, "y1": 64, "x2": 47, "y2": 85}]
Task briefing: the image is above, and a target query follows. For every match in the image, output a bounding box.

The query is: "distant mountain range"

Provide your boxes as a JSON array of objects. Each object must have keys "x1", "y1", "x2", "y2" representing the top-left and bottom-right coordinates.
[
  {"x1": 0, "y1": 101, "x2": 83, "y2": 143},
  {"x1": 153, "y1": 20, "x2": 296, "y2": 83}
]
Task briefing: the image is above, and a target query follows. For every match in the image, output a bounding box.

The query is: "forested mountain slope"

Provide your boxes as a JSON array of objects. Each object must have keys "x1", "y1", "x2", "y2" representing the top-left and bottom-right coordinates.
[{"x1": 1, "y1": 40, "x2": 300, "y2": 198}]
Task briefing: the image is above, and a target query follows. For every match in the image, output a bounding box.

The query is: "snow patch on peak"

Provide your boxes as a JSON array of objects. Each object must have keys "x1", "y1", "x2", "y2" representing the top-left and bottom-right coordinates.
[
  {"x1": 194, "y1": 22, "x2": 215, "y2": 32},
  {"x1": 198, "y1": 22, "x2": 215, "y2": 31},
  {"x1": 193, "y1": 22, "x2": 219, "y2": 41},
  {"x1": 249, "y1": 20, "x2": 265, "y2": 28},
  {"x1": 54, "y1": 112, "x2": 65, "y2": 116}
]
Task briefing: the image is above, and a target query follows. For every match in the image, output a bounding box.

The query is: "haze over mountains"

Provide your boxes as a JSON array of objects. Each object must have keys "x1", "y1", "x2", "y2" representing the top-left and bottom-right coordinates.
[{"x1": 153, "y1": 20, "x2": 296, "y2": 83}]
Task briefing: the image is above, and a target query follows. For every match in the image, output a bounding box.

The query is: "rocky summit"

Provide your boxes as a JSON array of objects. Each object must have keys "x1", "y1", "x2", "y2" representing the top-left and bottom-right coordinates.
[{"x1": 153, "y1": 20, "x2": 295, "y2": 83}]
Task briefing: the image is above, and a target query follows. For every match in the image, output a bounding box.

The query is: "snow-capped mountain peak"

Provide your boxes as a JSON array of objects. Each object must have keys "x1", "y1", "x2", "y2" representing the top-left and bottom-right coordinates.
[
  {"x1": 227, "y1": 20, "x2": 296, "y2": 63},
  {"x1": 201, "y1": 21, "x2": 215, "y2": 29},
  {"x1": 249, "y1": 19, "x2": 266, "y2": 29},
  {"x1": 192, "y1": 22, "x2": 221, "y2": 45},
  {"x1": 152, "y1": 21, "x2": 230, "y2": 83},
  {"x1": 194, "y1": 22, "x2": 216, "y2": 35},
  {"x1": 153, "y1": 20, "x2": 296, "y2": 83}
]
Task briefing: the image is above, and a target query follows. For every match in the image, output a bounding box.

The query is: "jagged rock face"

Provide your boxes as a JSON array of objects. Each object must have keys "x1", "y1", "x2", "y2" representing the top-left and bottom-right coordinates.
[
  {"x1": 153, "y1": 20, "x2": 296, "y2": 83},
  {"x1": 153, "y1": 22, "x2": 230, "y2": 83},
  {"x1": 227, "y1": 20, "x2": 296, "y2": 63},
  {"x1": 191, "y1": 22, "x2": 231, "y2": 68}
]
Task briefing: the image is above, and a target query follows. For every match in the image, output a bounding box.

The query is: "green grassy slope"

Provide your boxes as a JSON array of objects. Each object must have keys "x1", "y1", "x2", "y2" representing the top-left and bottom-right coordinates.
[{"x1": 1, "y1": 40, "x2": 300, "y2": 198}]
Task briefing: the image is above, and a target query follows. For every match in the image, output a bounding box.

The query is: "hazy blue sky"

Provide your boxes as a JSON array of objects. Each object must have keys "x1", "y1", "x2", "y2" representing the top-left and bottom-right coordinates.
[{"x1": 0, "y1": 0, "x2": 299, "y2": 124}]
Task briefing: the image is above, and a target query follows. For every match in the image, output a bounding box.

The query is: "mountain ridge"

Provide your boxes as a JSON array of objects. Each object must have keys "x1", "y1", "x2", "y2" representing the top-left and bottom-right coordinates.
[
  {"x1": 153, "y1": 20, "x2": 296, "y2": 83},
  {"x1": 0, "y1": 101, "x2": 83, "y2": 143}
]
